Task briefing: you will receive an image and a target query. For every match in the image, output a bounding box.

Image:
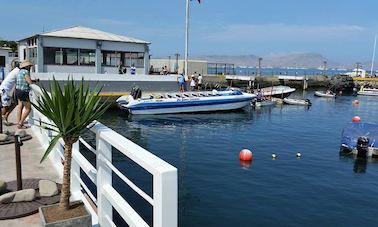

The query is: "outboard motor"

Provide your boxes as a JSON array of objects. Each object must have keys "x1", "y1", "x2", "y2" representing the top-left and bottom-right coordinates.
[
  {"x1": 130, "y1": 86, "x2": 142, "y2": 99},
  {"x1": 356, "y1": 136, "x2": 369, "y2": 158}
]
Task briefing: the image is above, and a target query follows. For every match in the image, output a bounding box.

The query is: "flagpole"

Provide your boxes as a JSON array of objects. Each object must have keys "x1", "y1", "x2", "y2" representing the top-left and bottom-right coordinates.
[
  {"x1": 370, "y1": 33, "x2": 377, "y2": 76},
  {"x1": 185, "y1": 0, "x2": 189, "y2": 77}
]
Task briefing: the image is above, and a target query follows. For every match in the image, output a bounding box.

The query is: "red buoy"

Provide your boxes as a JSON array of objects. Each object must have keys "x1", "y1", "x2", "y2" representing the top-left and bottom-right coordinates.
[
  {"x1": 239, "y1": 149, "x2": 253, "y2": 161},
  {"x1": 352, "y1": 116, "x2": 361, "y2": 122}
]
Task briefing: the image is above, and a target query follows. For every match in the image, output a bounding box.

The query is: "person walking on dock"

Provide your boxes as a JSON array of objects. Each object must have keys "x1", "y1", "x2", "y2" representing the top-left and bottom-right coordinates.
[
  {"x1": 190, "y1": 75, "x2": 196, "y2": 91},
  {"x1": 0, "y1": 61, "x2": 20, "y2": 125},
  {"x1": 15, "y1": 60, "x2": 35, "y2": 129}
]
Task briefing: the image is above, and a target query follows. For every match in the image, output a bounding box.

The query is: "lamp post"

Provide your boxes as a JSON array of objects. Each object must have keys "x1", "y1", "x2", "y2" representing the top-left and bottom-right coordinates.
[
  {"x1": 174, "y1": 53, "x2": 180, "y2": 73},
  {"x1": 258, "y1": 57, "x2": 263, "y2": 76},
  {"x1": 323, "y1": 60, "x2": 327, "y2": 76}
]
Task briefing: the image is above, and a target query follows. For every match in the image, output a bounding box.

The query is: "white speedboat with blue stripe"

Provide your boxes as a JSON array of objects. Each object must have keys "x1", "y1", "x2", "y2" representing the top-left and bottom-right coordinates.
[{"x1": 116, "y1": 90, "x2": 256, "y2": 115}]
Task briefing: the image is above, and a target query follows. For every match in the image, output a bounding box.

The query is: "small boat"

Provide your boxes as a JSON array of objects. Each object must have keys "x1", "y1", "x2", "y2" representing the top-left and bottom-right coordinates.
[
  {"x1": 340, "y1": 122, "x2": 378, "y2": 157},
  {"x1": 254, "y1": 86, "x2": 296, "y2": 98},
  {"x1": 314, "y1": 91, "x2": 336, "y2": 98},
  {"x1": 116, "y1": 89, "x2": 256, "y2": 115},
  {"x1": 357, "y1": 86, "x2": 378, "y2": 96},
  {"x1": 283, "y1": 98, "x2": 311, "y2": 106}
]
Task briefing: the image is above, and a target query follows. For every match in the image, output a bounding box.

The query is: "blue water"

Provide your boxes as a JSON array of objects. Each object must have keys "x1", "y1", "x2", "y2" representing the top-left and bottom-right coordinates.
[{"x1": 97, "y1": 90, "x2": 378, "y2": 226}]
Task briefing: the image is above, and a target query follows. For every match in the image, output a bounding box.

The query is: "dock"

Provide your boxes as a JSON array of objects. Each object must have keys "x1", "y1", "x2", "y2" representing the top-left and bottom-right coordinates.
[{"x1": 0, "y1": 112, "x2": 61, "y2": 227}]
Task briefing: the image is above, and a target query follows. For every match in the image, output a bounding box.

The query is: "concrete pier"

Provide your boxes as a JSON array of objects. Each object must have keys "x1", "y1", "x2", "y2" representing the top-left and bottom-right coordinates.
[{"x1": 0, "y1": 112, "x2": 61, "y2": 227}]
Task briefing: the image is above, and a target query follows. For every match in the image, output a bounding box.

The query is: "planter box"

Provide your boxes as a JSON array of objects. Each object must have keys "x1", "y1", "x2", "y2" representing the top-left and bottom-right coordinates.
[{"x1": 39, "y1": 202, "x2": 91, "y2": 227}]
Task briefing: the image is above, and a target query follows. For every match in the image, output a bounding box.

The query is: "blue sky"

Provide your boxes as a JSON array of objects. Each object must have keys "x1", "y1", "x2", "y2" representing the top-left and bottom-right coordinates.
[{"x1": 1, "y1": 0, "x2": 378, "y2": 63}]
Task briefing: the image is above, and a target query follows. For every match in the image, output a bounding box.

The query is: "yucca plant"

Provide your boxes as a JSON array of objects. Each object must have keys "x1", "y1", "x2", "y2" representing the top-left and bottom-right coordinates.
[{"x1": 32, "y1": 77, "x2": 110, "y2": 211}]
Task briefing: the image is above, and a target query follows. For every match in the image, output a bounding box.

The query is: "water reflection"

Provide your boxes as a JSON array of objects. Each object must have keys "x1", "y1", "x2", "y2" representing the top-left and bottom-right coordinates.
[{"x1": 339, "y1": 152, "x2": 378, "y2": 174}]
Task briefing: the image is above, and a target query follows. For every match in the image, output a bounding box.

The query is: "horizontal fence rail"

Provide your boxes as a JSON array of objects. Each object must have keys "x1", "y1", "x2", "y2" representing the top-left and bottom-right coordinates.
[{"x1": 29, "y1": 84, "x2": 178, "y2": 227}]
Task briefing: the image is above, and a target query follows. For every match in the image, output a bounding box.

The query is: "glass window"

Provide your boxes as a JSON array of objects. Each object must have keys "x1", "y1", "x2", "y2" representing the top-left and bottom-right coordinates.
[
  {"x1": 124, "y1": 52, "x2": 144, "y2": 68},
  {"x1": 43, "y1": 47, "x2": 62, "y2": 65},
  {"x1": 102, "y1": 51, "x2": 120, "y2": 67},
  {"x1": 63, "y1": 48, "x2": 78, "y2": 65},
  {"x1": 28, "y1": 47, "x2": 37, "y2": 64},
  {"x1": 79, "y1": 49, "x2": 95, "y2": 66}
]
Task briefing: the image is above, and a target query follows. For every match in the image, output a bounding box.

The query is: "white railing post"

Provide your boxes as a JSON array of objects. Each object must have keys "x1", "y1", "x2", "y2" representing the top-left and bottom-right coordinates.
[
  {"x1": 71, "y1": 141, "x2": 81, "y2": 196},
  {"x1": 97, "y1": 133, "x2": 113, "y2": 226},
  {"x1": 153, "y1": 170, "x2": 178, "y2": 227}
]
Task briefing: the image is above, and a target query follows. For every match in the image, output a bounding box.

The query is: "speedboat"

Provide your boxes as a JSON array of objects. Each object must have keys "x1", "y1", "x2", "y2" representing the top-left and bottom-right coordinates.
[
  {"x1": 116, "y1": 89, "x2": 256, "y2": 115},
  {"x1": 340, "y1": 122, "x2": 378, "y2": 157},
  {"x1": 314, "y1": 91, "x2": 336, "y2": 98},
  {"x1": 254, "y1": 86, "x2": 296, "y2": 98},
  {"x1": 283, "y1": 98, "x2": 311, "y2": 106},
  {"x1": 357, "y1": 86, "x2": 378, "y2": 96}
]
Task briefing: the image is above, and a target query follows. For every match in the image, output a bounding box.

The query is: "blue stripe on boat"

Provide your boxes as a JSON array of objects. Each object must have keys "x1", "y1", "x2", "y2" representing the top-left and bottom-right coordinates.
[{"x1": 128, "y1": 97, "x2": 253, "y2": 110}]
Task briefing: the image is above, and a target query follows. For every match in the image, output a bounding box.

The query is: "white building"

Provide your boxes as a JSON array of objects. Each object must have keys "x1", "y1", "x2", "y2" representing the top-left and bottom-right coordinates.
[
  {"x1": 18, "y1": 26, "x2": 150, "y2": 74},
  {"x1": 0, "y1": 47, "x2": 18, "y2": 78}
]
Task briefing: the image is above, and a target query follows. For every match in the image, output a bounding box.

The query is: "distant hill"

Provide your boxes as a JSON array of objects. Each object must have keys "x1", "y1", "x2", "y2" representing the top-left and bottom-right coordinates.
[{"x1": 193, "y1": 53, "x2": 344, "y2": 69}]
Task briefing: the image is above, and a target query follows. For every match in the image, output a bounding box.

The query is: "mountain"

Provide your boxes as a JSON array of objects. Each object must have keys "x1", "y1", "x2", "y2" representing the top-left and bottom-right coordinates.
[{"x1": 193, "y1": 53, "x2": 342, "y2": 69}]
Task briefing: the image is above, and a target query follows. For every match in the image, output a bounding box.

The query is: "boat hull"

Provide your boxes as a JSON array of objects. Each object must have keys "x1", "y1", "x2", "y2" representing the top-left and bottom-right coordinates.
[
  {"x1": 314, "y1": 91, "x2": 335, "y2": 98},
  {"x1": 129, "y1": 99, "x2": 252, "y2": 114},
  {"x1": 283, "y1": 98, "x2": 311, "y2": 106},
  {"x1": 357, "y1": 91, "x2": 378, "y2": 96}
]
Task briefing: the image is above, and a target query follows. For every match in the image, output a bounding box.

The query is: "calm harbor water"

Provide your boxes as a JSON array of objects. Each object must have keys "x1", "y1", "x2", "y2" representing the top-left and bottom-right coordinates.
[{"x1": 95, "y1": 90, "x2": 378, "y2": 226}]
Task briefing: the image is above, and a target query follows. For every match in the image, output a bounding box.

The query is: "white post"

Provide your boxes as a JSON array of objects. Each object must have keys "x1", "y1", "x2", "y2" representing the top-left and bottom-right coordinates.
[
  {"x1": 184, "y1": 0, "x2": 189, "y2": 77},
  {"x1": 153, "y1": 170, "x2": 178, "y2": 227},
  {"x1": 97, "y1": 133, "x2": 113, "y2": 226},
  {"x1": 370, "y1": 34, "x2": 377, "y2": 76}
]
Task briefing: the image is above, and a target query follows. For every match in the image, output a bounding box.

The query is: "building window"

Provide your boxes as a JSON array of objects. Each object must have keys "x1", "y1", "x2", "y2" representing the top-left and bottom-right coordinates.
[
  {"x1": 63, "y1": 48, "x2": 78, "y2": 65},
  {"x1": 124, "y1": 52, "x2": 144, "y2": 68},
  {"x1": 44, "y1": 47, "x2": 62, "y2": 65},
  {"x1": 28, "y1": 47, "x2": 37, "y2": 64},
  {"x1": 79, "y1": 49, "x2": 95, "y2": 66},
  {"x1": 102, "y1": 51, "x2": 120, "y2": 67}
]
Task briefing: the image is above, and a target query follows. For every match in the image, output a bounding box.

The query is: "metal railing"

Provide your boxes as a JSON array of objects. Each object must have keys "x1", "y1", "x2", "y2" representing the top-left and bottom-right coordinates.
[{"x1": 29, "y1": 84, "x2": 178, "y2": 227}]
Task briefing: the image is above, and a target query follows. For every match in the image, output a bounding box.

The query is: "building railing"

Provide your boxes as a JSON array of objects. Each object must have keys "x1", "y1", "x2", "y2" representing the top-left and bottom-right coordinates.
[{"x1": 29, "y1": 84, "x2": 178, "y2": 227}]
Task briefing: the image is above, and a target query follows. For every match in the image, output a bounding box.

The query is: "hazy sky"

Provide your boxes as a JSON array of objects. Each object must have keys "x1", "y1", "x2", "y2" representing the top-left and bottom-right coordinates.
[{"x1": 1, "y1": 0, "x2": 378, "y2": 63}]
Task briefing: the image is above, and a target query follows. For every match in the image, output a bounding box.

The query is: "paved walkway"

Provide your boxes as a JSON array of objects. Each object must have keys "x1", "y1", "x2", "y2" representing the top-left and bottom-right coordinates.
[{"x1": 0, "y1": 111, "x2": 61, "y2": 227}]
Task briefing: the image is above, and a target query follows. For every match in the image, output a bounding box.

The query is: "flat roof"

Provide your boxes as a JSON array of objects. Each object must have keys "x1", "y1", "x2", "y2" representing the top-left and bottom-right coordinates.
[{"x1": 19, "y1": 26, "x2": 150, "y2": 44}]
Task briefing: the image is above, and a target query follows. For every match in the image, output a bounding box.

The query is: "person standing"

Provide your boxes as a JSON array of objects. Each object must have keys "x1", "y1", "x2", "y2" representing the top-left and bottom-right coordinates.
[
  {"x1": 15, "y1": 60, "x2": 34, "y2": 129},
  {"x1": 0, "y1": 61, "x2": 20, "y2": 125},
  {"x1": 197, "y1": 73, "x2": 203, "y2": 90},
  {"x1": 190, "y1": 76, "x2": 196, "y2": 91},
  {"x1": 177, "y1": 73, "x2": 185, "y2": 92},
  {"x1": 118, "y1": 62, "x2": 124, "y2": 74},
  {"x1": 131, "y1": 64, "x2": 136, "y2": 75}
]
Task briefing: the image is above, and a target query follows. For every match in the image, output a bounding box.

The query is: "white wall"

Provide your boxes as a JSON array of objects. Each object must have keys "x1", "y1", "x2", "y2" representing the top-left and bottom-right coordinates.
[{"x1": 44, "y1": 65, "x2": 96, "y2": 74}]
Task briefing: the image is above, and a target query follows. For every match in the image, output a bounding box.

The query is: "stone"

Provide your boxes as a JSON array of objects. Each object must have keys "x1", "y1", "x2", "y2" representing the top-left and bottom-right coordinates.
[
  {"x1": 0, "y1": 133, "x2": 8, "y2": 142},
  {"x1": 0, "y1": 192, "x2": 15, "y2": 204},
  {"x1": 39, "y1": 180, "x2": 58, "y2": 197},
  {"x1": 15, "y1": 129, "x2": 27, "y2": 137},
  {"x1": 12, "y1": 189, "x2": 36, "y2": 202},
  {"x1": 0, "y1": 180, "x2": 6, "y2": 194}
]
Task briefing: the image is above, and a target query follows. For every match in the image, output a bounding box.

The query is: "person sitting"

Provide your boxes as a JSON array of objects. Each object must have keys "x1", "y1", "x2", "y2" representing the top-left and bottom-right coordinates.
[
  {"x1": 163, "y1": 66, "x2": 168, "y2": 75},
  {"x1": 118, "y1": 62, "x2": 124, "y2": 74}
]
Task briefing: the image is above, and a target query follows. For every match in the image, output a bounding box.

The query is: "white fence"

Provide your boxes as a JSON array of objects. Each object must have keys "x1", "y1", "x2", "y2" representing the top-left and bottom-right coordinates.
[{"x1": 29, "y1": 84, "x2": 178, "y2": 227}]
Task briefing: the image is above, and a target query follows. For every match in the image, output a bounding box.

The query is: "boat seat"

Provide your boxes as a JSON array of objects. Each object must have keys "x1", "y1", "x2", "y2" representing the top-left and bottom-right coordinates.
[
  {"x1": 191, "y1": 93, "x2": 198, "y2": 97},
  {"x1": 183, "y1": 94, "x2": 190, "y2": 97},
  {"x1": 167, "y1": 94, "x2": 174, "y2": 98}
]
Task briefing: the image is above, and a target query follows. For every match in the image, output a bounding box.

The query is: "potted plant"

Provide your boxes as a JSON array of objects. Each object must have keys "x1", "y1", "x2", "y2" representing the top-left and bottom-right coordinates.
[{"x1": 32, "y1": 78, "x2": 110, "y2": 226}]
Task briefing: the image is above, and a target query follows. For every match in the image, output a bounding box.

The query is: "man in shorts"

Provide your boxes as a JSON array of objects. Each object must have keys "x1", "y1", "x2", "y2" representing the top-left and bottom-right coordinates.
[{"x1": 0, "y1": 61, "x2": 20, "y2": 125}]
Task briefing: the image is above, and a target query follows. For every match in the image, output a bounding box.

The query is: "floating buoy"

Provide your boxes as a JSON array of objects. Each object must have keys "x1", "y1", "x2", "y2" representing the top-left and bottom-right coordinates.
[
  {"x1": 239, "y1": 149, "x2": 253, "y2": 161},
  {"x1": 296, "y1": 152, "x2": 301, "y2": 158},
  {"x1": 353, "y1": 100, "x2": 360, "y2": 105},
  {"x1": 352, "y1": 116, "x2": 361, "y2": 122},
  {"x1": 272, "y1": 153, "x2": 277, "y2": 159}
]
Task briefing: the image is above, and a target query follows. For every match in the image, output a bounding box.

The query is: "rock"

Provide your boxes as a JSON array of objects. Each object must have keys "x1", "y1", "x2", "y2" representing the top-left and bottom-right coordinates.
[
  {"x1": 39, "y1": 180, "x2": 58, "y2": 197},
  {"x1": 15, "y1": 130, "x2": 27, "y2": 137},
  {"x1": 0, "y1": 180, "x2": 7, "y2": 194},
  {"x1": 0, "y1": 134, "x2": 8, "y2": 142},
  {"x1": 0, "y1": 192, "x2": 15, "y2": 204},
  {"x1": 12, "y1": 189, "x2": 36, "y2": 202}
]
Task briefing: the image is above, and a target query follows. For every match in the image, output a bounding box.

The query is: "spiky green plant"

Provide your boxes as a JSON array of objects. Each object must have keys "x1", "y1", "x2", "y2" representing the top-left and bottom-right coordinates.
[{"x1": 32, "y1": 77, "x2": 110, "y2": 211}]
